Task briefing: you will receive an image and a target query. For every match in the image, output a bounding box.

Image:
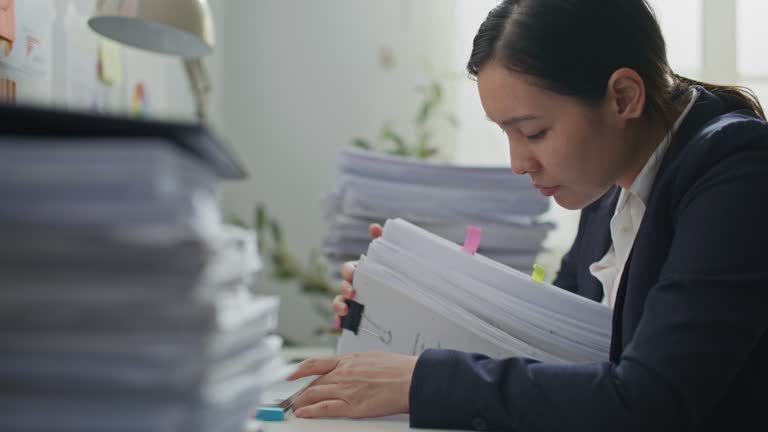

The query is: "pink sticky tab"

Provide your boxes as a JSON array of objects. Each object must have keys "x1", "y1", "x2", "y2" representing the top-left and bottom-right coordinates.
[{"x1": 462, "y1": 226, "x2": 482, "y2": 255}]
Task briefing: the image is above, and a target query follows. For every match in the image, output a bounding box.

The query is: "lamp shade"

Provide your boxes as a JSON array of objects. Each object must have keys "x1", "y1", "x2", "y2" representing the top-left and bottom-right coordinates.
[{"x1": 88, "y1": 0, "x2": 214, "y2": 57}]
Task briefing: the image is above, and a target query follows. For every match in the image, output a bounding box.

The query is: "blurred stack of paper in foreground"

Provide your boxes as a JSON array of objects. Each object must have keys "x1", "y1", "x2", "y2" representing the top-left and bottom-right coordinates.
[
  {"x1": 323, "y1": 150, "x2": 555, "y2": 278},
  {"x1": 0, "y1": 109, "x2": 289, "y2": 432},
  {"x1": 337, "y1": 218, "x2": 612, "y2": 363}
]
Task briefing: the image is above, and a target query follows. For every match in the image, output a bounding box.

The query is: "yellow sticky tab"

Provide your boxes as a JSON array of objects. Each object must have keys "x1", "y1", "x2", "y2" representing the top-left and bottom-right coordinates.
[
  {"x1": 531, "y1": 264, "x2": 545, "y2": 283},
  {"x1": 98, "y1": 38, "x2": 123, "y2": 85}
]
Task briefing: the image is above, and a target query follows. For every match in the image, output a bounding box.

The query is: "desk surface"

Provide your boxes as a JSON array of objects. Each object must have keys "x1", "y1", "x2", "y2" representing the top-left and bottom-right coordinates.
[{"x1": 259, "y1": 413, "x2": 430, "y2": 432}]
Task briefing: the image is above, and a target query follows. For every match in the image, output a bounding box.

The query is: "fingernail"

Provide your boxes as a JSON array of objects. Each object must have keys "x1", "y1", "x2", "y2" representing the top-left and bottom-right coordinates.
[{"x1": 294, "y1": 408, "x2": 305, "y2": 418}]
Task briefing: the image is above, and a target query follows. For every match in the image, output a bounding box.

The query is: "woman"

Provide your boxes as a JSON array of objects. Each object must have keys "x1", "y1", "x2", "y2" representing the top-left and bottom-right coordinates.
[{"x1": 287, "y1": 0, "x2": 768, "y2": 430}]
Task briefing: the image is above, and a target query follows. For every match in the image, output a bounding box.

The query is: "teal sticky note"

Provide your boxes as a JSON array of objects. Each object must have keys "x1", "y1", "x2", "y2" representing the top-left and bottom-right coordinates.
[{"x1": 255, "y1": 407, "x2": 285, "y2": 422}]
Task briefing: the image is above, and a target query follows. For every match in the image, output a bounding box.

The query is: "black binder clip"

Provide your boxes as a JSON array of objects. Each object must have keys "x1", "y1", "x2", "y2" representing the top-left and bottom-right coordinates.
[{"x1": 340, "y1": 299, "x2": 365, "y2": 335}]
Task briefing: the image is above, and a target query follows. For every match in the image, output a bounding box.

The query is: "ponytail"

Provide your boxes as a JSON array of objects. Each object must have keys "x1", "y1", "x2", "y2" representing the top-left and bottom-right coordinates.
[{"x1": 672, "y1": 74, "x2": 766, "y2": 120}]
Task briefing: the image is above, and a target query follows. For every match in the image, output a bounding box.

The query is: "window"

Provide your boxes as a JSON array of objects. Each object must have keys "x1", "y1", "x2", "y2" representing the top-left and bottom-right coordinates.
[
  {"x1": 647, "y1": 0, "x2": 703, "y2": 78},
  {"x1": 737, "y1": 0, "x2": 768, "y2": 107}
]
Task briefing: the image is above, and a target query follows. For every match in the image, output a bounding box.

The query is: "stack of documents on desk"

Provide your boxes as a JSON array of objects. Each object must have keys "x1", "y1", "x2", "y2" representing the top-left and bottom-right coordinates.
[
  {"x1": 337, "y1": 218, "x2": 612, "y2": 363},
  {"x1": 323, "y1": 150, "x2": 554, "y2": 276},
  {"x1": 0, "y1": 134, "x2": 287, "y2": 432}
]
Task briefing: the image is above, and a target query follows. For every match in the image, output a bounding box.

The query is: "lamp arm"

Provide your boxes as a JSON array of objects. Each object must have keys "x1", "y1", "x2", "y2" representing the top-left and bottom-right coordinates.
[{"x1": 183, "y1": 58, "x2": 211, "y2": 122}]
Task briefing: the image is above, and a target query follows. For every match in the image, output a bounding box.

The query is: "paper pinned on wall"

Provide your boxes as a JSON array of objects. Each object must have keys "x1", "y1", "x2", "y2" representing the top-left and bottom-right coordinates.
[
  {"x1": 0, "y1": 77, "x2": 16, "y2": 103},
  {"x1": 98, "y1": 37, "x2": 123, "y2": 85},
  {"x1": 132, "y1": 81, "x2": 149, "y2": 116},
  {"x1": 119, "y1": 0, "x2": 139, "y2": 16},
  {"x1": 0, "y1": 0, "x2": 52, "y2": 76},
  {"x1": 0, "y1": 0, "x2": 15, "y2": 42}
]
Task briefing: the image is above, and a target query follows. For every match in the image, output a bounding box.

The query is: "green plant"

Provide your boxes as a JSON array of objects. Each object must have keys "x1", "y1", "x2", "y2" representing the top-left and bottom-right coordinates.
[
  {"x1": 227, "y1": 204, "x2": 337, "y2": 338},
  {"x1": 228, "y1": 204, "x2": 335, "y2": 297},
  {"x1": 352, "y1": 80, "x2": 459, "y2": 159}
]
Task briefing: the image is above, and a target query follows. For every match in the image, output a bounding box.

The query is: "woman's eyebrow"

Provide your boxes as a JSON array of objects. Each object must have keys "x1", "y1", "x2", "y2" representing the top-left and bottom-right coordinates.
[{"x1": 486, "y1": 114, "x2": 540, "y2": 126}]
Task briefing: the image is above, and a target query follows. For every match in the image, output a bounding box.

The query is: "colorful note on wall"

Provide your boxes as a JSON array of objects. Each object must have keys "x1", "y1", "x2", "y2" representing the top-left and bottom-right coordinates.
[
  {"x1": 98, "y1": 37, "x2": 123, "y2": 85},
  {"x1": 132, "y1": 81, "x2": 149, "y2": 116},
  {"x1": 0, "y1": 77, "x2": 16, "y2": 104}
]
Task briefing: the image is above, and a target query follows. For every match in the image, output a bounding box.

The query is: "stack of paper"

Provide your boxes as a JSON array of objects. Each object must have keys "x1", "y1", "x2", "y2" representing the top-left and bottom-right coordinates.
[
  {"x1": 337, "y1": 219, "x2": 612, "y2": 363},
  {"x1": 0, "y1": 135, "x2": 288, "y2": 432},
  {"x1": 323, "y1": 150, "x2": 554, "y2": 276}
]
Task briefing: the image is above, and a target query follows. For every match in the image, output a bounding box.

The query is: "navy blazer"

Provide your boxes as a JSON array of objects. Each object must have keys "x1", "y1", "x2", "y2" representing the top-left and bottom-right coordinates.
[{"x1": 409, "y1": 88, "x2": 768, "y2": 431}]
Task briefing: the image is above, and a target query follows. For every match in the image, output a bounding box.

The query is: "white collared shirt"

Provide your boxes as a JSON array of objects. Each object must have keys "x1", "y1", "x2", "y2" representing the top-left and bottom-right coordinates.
[{"x1": 589, "y1": 89, "x2": 699, "y2": 308}]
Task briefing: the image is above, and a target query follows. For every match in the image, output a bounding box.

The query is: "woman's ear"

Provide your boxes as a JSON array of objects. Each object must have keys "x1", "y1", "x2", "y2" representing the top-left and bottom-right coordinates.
[{"x1": 606, "y1": 68, "x2": 646, "y2": 120}]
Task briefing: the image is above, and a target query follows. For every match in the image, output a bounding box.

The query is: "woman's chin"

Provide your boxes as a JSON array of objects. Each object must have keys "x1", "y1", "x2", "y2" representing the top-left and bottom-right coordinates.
[{"x1": 553, "y1": 189, "x2": 597, "y2": 210}]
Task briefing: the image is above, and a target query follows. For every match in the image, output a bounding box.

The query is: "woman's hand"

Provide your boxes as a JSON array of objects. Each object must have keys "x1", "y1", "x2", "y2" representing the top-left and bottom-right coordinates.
[
  {"x1": 286, "y1": 351, "x2": 417, "y2": 419},
  {"x1": 332, "y1": 224, "x2": 383, "y2": 328}
]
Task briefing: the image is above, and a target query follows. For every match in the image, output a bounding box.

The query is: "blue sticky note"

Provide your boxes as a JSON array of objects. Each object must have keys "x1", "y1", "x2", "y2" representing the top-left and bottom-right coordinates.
[{"x1": 255, "y1": 407, "x2": 285, "y2": 422}]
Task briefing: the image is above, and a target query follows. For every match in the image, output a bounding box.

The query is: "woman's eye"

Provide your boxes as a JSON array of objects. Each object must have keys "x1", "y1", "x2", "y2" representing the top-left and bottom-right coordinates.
[{"x1": 525, "y1": 130, "x2": 548, "y2": 141}]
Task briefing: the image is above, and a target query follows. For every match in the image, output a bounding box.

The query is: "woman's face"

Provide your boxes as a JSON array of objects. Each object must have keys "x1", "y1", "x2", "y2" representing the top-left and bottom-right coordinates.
[{"x1": 477, "y1": 59, "x2": 637, "y2": 210}]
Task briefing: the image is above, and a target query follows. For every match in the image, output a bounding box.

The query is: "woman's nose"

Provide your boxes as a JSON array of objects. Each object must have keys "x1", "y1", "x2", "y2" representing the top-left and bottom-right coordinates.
[{"x1": 509, "y1": 141, "x2": 540, "y2": 175}]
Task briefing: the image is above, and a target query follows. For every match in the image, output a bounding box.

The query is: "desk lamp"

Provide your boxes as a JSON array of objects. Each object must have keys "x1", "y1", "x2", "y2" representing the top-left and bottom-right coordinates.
[{"x1": 88, "y1": 0, "x2": 215, "y2": 122}]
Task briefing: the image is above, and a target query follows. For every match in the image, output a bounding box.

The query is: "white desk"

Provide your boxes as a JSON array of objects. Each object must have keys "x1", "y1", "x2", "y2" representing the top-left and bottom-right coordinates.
[{"x1": 259, "y1": 413, "x2": 427, "y2": 432}]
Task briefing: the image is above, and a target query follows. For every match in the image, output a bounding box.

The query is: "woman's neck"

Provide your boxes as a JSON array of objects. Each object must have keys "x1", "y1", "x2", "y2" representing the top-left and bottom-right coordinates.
[{"x1": 614, "y1": 95, "x2": 690, "y2": 190}]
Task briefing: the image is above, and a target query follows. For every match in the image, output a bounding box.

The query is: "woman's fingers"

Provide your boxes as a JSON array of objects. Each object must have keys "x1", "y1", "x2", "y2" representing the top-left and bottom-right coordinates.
[
  {"x1": 337, "y1": 226, "x2": 381, "y2": 286},
  {"x1": 287, "y1": 352, "x2": 416, "y2": 419},
  {"x1": 332, "y1": 295, "x2": 348, "y2": 316},
  {"x1": 292, "y1": 384, "x2": 343, "y2": 411},
  {"x1": 294, "y1": 399, "x2": 351, "y2": 419},
  {"x1": 339, "y1": 280, "x2": 356, "y2": 299},
  {"x1": 340, "y1": 261, "x2": 357, "y2": 283},
  {"x1": 286, "y1": 357, "x2": 339, "y2": 381},
  {"x1": 369, "y1": 223, "x2": 383, "y2": 239},
  {"x1": 334, "y1": 226, "x2": 378, "y2": 330}
]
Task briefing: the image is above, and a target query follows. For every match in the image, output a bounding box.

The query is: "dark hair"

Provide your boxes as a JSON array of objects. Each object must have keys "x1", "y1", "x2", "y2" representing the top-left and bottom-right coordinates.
[{"x1": 467, "y1": 0, "x2": 765, "y2": 122}]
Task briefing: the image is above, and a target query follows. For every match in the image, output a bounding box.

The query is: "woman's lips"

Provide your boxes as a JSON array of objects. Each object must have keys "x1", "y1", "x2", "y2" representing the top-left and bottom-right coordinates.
[{"x1": 535, "y1": 185, "x2": 561, "y2": 197}]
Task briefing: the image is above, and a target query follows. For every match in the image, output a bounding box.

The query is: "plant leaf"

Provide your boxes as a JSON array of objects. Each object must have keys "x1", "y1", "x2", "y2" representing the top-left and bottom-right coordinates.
[
  {"x1": 431, "y1": 81, "x2": 443, "y2": 102},
  {"x1": 351, "y1": 137, "x2": 372, "y2": 150},
  {"x1": 254, "y1": 204, "x2": 267, "y2": 232},
  {"x1": 419, "y1": 147, "x2": 439, "y2": 159},
  {"x1": 380, "y1": 125, "x2": 408, "y2": 155},
  {"x1": 270, "y1": 220, "x2": 283, "y2": 246},
  {"x1": 415, "y1": 82, "x2": 444, "y2": 126},
  {"x1": 226, "y1": 213, "x2": 248, "y2": 228},
  {"x1": 445, "y1": 112, "x2": 460, "y2": 128},
  {"x1": 417, "y1": 130, "x2": 431, "y2": 148},
  {"x1": 311, "y1": 299, "x2": 335, "y2": 321},
  {"x1": 416, "y1": 100, "x2": 432, "y2": 126}
]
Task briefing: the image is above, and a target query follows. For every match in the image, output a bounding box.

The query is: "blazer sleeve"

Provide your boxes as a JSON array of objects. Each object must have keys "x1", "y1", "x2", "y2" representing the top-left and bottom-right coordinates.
[{"x1": 408, "y1": 139, "x2": 768, "y2": 431}]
